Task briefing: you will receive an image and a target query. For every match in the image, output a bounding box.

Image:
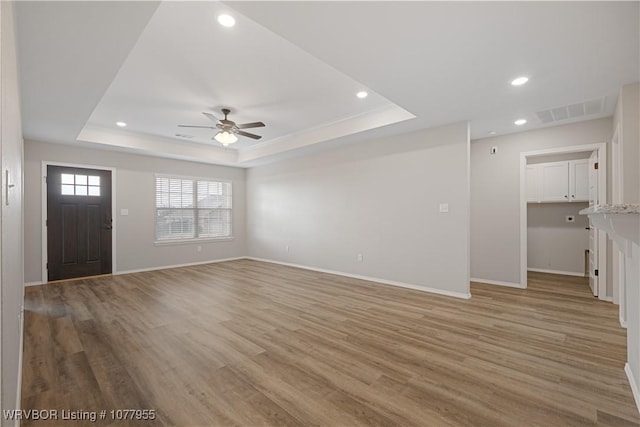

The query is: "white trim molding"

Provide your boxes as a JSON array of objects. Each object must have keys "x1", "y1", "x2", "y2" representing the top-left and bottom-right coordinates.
[
  {"x1": 41, "y1": 161, "x2": 117, "y2": 284},
  {"x1": 527, "y1": 268, "x2": 586, "y2": 277},
  {"x1": 115, "y1": 257, "x2": 246, "y2": 276},
  {"x1": 27, "y1": 257, "x2": 246, "y2": 286},
  {"x1": 15, "y1": 302, "x2": 25, "y2": 427},
  {"x1": 620, "y1": 316, "x2": 628, "y2": 329},
  {"x1": 248, "y1": 257, "x2": 472, "y2": 300},
  {"x1": 625, "y1": 363, "x2": 640, "y2": 415},
  {"x1": 470, "y1": 277, "x2": 526, "y2": 289},
  {"x1": 27, "y1": 256, "x2": 473, "y2": 301},
  {"x1": 24, "y1": 281, "x2": 43, "y2": 287},
  {"x1": 519, "y1": 142, "x2": 608, "y2": 293}
]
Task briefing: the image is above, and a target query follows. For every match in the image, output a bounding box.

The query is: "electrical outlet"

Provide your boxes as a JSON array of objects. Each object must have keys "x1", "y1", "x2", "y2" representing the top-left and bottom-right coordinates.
[
  {"x1": 565, "y1": 215, "x2": 575, "y2": 223},
  {"x1": 197, "y1": 245, "x2": 202, "y2": 252},
  {"x1": 285, "y1": 245, "x2": 290, "y2": 252},
  {"x1": 357, "y1": 253, "x2": 363, "y2": 262},
  {"x1": 439, "y1": 203, "x2": 449, "y2": 213}
]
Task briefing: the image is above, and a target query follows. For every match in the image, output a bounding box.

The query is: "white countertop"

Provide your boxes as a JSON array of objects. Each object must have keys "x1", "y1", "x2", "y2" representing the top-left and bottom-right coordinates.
[
  {"x1": 579, "y1": 204, "x2": 640, "y2": 215},
  {"x1": 580, "y1": 204, "x2": 639, "y2": 251}
]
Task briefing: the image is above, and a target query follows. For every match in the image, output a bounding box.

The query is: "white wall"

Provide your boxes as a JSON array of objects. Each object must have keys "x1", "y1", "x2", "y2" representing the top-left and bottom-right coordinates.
[
  {"x1": 1, "y1": 1, "x2": 25, "y2": 421},
  {"x1": 471, "y1": 117, "x2": 612, "y2": 286},
  {"x1": 612, "y1": 82, "x2": 640, "y2": 410},
  {"x1": 246, "y1": 121, "x2": 471, "y2": 298},
  {"x1": 24, "y1": 141, "x2": 246, "y2": 283},
  {"x1": 614, "y1": 82, "x2": 640, "y2": 203},
  {"x1": 527, "y1": 203, "x2": 589, "y2": 276}
]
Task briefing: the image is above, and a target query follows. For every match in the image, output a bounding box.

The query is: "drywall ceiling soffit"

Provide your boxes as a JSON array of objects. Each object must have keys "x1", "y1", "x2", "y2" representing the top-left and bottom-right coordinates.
[
  {"x1": 15, "y1": 1, "x2": 162, "y2": 145},
  {"x1": 232, "y1": 1, "x2": 639, "y2": 141},
  {"x1": 15, "y1": 2, "x2": 640, "y2": 166},
  {"x1": 77, "y1": 1, "x2": 414, "y2": 166}
]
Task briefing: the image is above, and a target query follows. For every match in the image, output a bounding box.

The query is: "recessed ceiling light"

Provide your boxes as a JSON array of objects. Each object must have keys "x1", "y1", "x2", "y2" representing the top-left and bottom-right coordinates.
[
  {"x1": 116, "y1": 121, "x2": 127, "y2": 127},
  {"x1": 511, "y1": 76, "x2": 529, "y2": 86},
  {"x1": 488, "y1": 131, "x2": 497, "y2": 135},
  {"x1": 514, "y1": 119, "x2": 527, "y2": 126},
  {"x1": 356, "y1": 91, "x2": 368, "y2": 99},
  {"x1": 217, "y1": 14, "x2": 235, "y2": 27}
]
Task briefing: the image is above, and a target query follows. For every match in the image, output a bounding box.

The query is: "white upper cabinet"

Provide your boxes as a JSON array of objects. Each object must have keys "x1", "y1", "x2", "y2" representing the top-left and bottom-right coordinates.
[
  {"x1": 570, "y1": 159, "x2": 589, "y2": 202},
  {"x1": 526, "y1": 159, "x2": 591, "y2": 203},
  {"x1": 541, "y1": 161, "x2": 570, "y2": 202}
]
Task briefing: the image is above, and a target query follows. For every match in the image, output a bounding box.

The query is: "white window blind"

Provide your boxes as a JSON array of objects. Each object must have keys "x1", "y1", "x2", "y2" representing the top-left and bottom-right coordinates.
[{"x1": 155, "y1": 176, "x2": 232, "y2": 241}]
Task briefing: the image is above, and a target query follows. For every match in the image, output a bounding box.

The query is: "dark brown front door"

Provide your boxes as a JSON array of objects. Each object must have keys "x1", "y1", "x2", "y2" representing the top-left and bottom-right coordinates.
[{"x1": 47, "y1": 165, "x2": 112, "y2": 281}]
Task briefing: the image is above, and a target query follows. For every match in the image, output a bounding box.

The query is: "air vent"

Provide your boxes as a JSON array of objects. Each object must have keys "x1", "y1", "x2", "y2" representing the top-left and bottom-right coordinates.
[{"x1": 536, "y1": 97, "x2": 605, "y2": 124}]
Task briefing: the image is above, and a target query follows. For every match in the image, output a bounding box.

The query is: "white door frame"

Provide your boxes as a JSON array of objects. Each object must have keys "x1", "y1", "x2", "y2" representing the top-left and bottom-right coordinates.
[
  {"x1": 519, "y1": 142, "x2": 608, "y2": 297},
  {"x1": 41, "y1": 161, "x2": 117, "y2": 283},
  {"x1": 611, "y1": 124, "x2": 626, "y2": 325}
]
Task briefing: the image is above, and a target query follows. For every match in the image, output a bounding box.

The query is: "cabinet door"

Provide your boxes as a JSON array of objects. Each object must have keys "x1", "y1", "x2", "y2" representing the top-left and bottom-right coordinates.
[
  {"x1": 570, "y1": 159, "x2": 589, "y2": 202},
  {"x1": 541, "y1": 162, "x2": 569, "y2": 202},
  {"x1": 526, "y1": 165, "x2": 541, "y2": 202}
]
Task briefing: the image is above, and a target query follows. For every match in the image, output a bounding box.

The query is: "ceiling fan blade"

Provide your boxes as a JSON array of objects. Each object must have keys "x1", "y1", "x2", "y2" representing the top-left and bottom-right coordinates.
[
  {"x1": 237, "y1": 130, "x2": 262, "y2": 140},
  {"x1": 202, "y1": 112, "x2": 220, "y2": 123},
  {"x1": 236, "y1": 121, "x2": 265, "y2": 129},
  {"x1": 177, "y1": 125, "x2": 217, "y2": 129}
]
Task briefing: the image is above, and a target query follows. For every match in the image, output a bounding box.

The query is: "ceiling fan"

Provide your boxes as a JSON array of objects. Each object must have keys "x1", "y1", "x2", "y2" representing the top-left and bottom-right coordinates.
[{"x1": 178, "y1": 108, "x2": 265, "y2": 146}]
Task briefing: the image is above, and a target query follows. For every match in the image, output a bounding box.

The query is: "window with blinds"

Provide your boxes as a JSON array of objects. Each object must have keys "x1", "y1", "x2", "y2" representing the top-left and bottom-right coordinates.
[{"x1": 155, "y1": 176, "x2": 232, "y2": 241}]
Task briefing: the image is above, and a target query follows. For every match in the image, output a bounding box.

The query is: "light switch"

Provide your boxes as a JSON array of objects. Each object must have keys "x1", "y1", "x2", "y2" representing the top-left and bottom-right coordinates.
[
  {"x1": 120, "y1": 209, "x2": 129, "y2": 216},
  {"x1": 439, "y1": 203, "x2": 449, "y2": 213}
]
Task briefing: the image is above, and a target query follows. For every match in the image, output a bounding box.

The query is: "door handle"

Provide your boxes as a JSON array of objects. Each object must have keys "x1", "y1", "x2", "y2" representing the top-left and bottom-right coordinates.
[{"x1": 104, "y1": 214, "x2": 113, "y2": 230}]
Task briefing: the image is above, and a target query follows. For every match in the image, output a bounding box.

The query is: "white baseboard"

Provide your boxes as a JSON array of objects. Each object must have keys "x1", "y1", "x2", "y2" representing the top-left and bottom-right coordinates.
[
  {"x1": 625, "y1": 363, "x2": 640, "y2": 415},
  {"x1": 30, "y1": 257, "x2": 247, "y2": 285},
  {"x1": 621, "y1": 315, "x2": 628, "y2": 329},
  {"x1": 600, "y1": 295, "x2": 613, "y2": 302},
  {"x1": 33, "y1": 256, "x2": 473, "y2": 301},
  {"x1": 114, "y1": 257, "x2": 246, "y2": 276},
  {"x1": 247, "y1": 257, "x2": 471, "y2": 300},
  {"x1": 24, "y1": 281, "x2": 43, "y2": 287},
  {"x1": 15, "y1": 302, "x2": 25, "y2": 427},
  {"x1": 470, "y1": 277, "x2": 525, "y2": 289},
  {"x1": 527, "y1": 268, "x2": 586, "y2": 277}
]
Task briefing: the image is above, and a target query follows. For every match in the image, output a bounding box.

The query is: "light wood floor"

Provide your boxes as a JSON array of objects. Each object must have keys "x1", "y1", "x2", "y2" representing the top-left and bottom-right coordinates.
[{"x1": 22, "y1": 260, "x2": 639, "y2": 426}]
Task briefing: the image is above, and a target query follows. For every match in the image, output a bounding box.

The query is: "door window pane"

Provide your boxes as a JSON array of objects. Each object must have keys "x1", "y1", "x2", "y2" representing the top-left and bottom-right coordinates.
[{"x1": 60, "y1": 173, "x2": 102, "y2": 196}]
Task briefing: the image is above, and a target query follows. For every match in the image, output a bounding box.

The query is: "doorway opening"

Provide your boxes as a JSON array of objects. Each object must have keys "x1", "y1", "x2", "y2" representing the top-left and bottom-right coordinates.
[
  {"x1": 42, "y1": 162, "x2": 116, "y2": 282},
  {"x1": 519, "y1": 143, "x2": 608, "y2": 298}
]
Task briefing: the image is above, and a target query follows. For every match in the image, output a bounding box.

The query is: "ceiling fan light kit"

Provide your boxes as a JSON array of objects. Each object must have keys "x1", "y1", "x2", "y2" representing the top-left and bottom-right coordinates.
[
  {"x1": 178, "y1": 108, "x2": 265, "y2": 148},
  {"x1": 214, "y1": 131, "x2": 238, "y2": 146}
]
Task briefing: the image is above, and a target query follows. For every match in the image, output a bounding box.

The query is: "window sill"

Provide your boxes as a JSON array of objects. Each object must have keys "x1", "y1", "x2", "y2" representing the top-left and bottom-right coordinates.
[{"x1": 154, "y1": 237, "x2": 235, "y2": 246}]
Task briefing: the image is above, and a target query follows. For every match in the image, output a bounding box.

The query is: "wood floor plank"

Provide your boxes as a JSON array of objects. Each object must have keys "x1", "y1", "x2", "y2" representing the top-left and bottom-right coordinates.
[{"x1": 21, "y1": 260, "x2": 639, "y2": 426}]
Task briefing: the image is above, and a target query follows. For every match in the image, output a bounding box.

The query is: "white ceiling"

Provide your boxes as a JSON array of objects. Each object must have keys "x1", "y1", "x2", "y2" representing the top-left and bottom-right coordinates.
[{"x1": 15, "y1": 1, "x2": 639, "y2": 167}]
